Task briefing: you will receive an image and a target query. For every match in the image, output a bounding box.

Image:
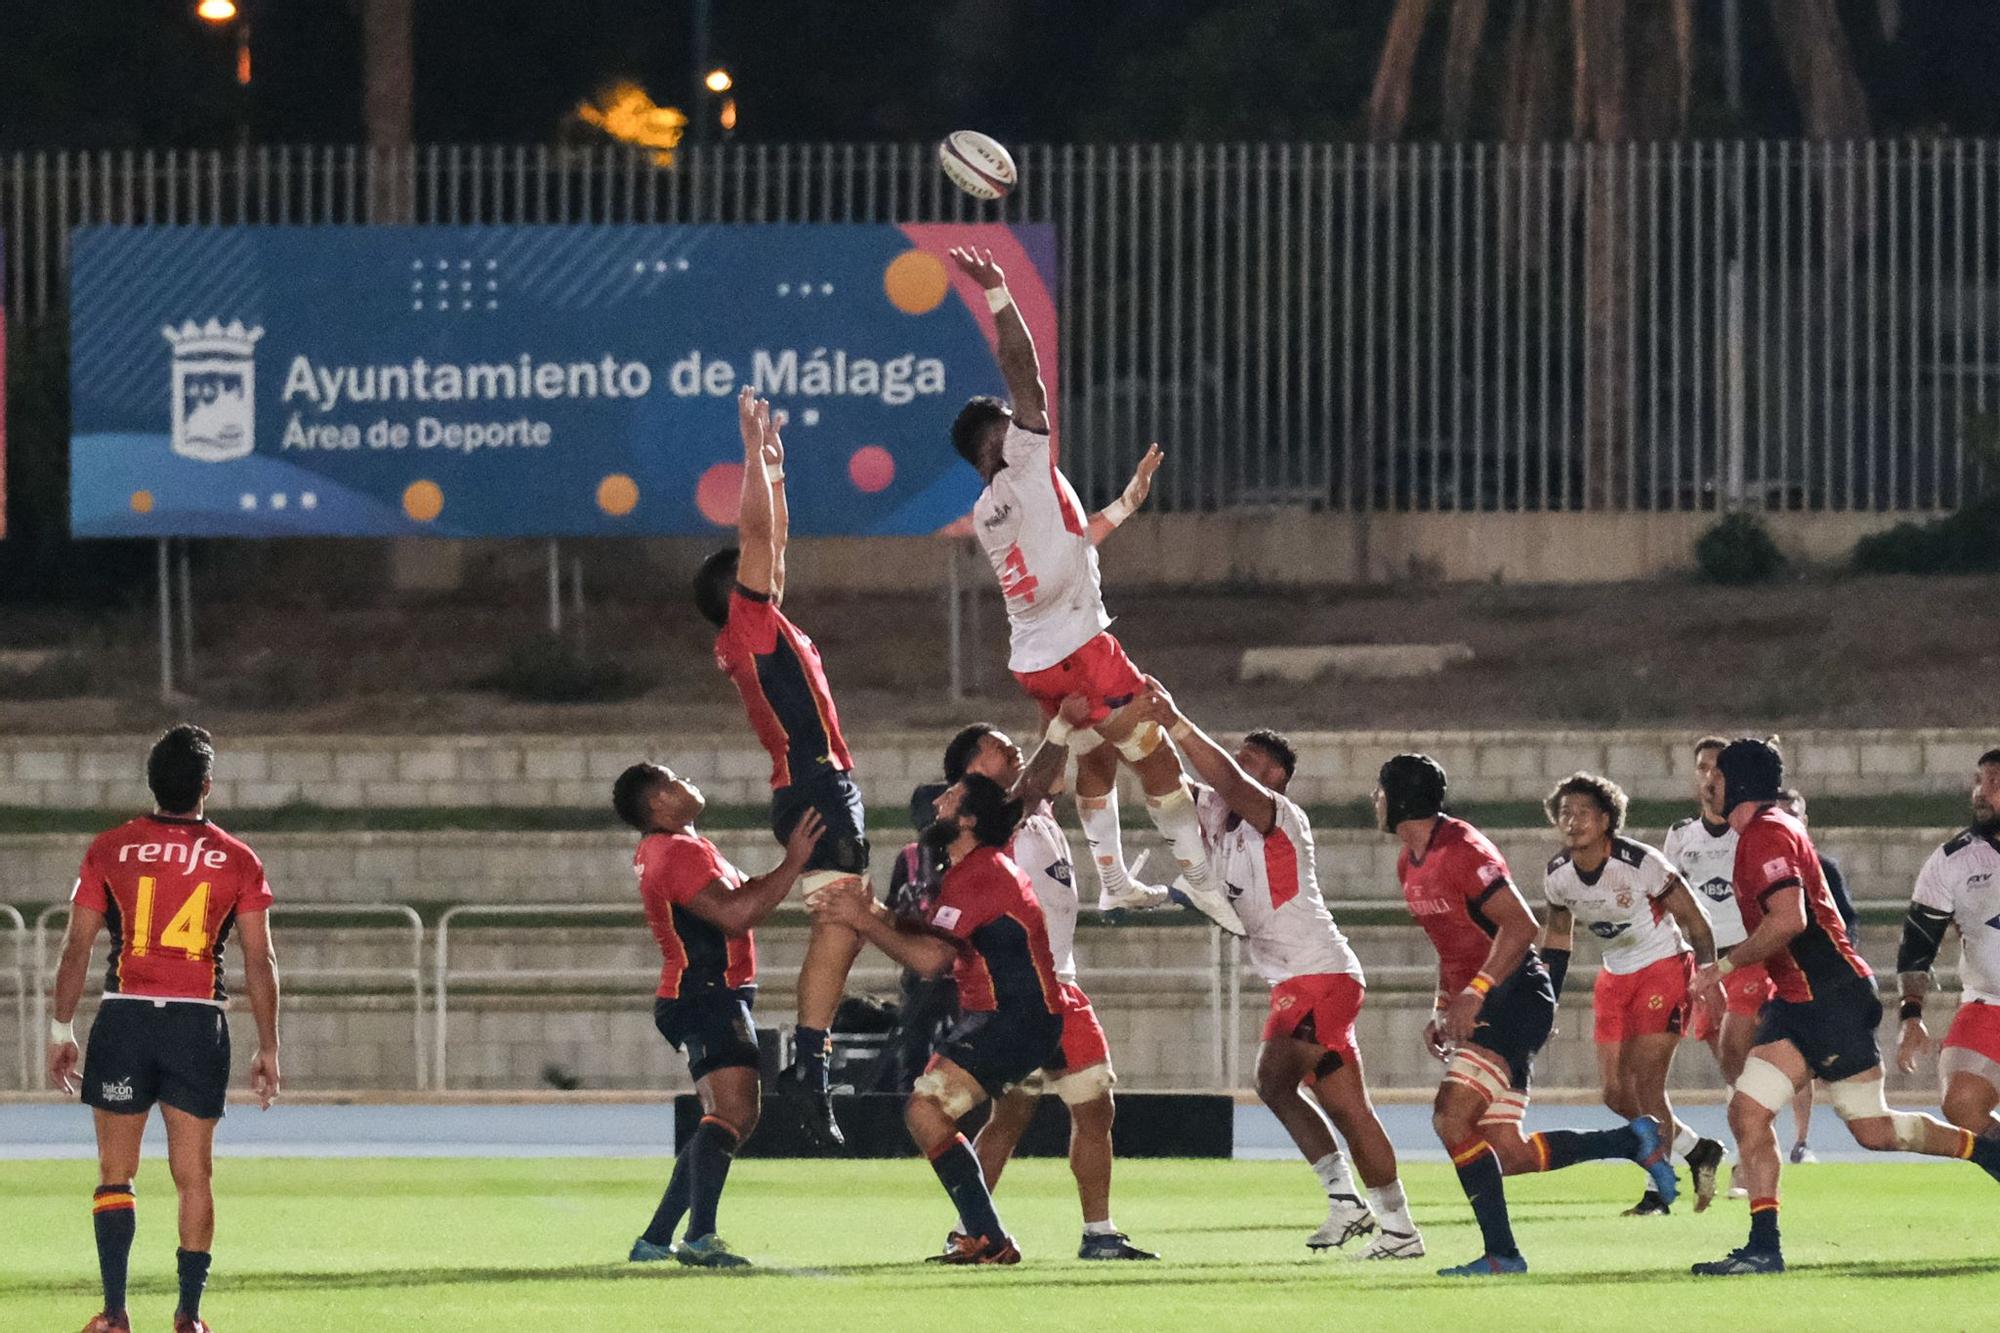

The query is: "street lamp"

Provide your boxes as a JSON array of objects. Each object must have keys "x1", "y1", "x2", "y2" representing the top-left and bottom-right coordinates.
[
  {"x1": 704, "y1": 68, "x2": 732, "y2": 94},
  {"x1": 196, "y1": 0, "x2": 238, "y2": 20}
]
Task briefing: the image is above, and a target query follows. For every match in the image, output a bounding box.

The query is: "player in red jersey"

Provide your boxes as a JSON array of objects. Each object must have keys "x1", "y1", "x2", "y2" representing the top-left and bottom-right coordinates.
[
  {"x1": 614, "y1": 761, "x2": 823, "y2": 1269},
  {"x1": 1377, "y1": 754, "x2": 1675, "y2": 1278},
  {"x1": 947, "y1": 246, "x2": 1242, "y2": 937},
  {"x1": 1688, "y1": 738, "x2": 2000, "y2": 1277},
  {"x1": 694, "y1": 388, "x2": 868, "y2": 1146},
  {"x1": 46, "y1": 726, "x2": 281, "y2": 1333},
  {"x1": 813, "y1": 773, "x2": 1069, "y2": 1264}
]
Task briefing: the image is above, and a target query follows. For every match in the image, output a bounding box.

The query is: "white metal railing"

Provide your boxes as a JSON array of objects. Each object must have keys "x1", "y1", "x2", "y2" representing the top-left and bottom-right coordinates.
[
  {"x1": 7, "y1": 139, "x2": 1995, "y2": 514},
  {"x1": 2, "y1": 906, "x2": 27, "y2": 1090},
  {"x1": 31, "y1": 901, "x2": 426, "y2": 1091}
]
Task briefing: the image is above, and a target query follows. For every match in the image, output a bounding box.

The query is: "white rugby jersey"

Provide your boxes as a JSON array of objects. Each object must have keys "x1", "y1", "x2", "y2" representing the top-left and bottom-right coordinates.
[
  {"x1": 1011, "y1": 804, "x2": 1080, "y2": 983},
  {"x1": 1911, "y1": 828, "x2": 2000, "y2": 1006},
  {"x1": 1195, "y1": 785, "x2": 1364, "y2": 987},
  {"x1": 973, "y1": 421, "x2": 1112, "y2": 673},
  {"x1": 1543, "y1": 836, "x2": 1690, "y2": 975},
  {"x1": 1663, "y1": 815, "x2": 1744, "y2": 949}
]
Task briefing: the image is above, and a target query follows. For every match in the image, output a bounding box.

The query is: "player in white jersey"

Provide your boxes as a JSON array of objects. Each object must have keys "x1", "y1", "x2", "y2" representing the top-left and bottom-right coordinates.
[
  {"x1": 930, "y1": 711, "x2": 1157, "y2": 1261},
  {"x1": 1539, "y1": 773, "x2": 1726, "y2": 1215},
  {"x1": 1131, "y1": 678, "x2": 1424, "y2": 1261},
  {"x1": 1896, "y1": 747, "x2": 2000, "y2": 1138},
  {"x1": 946, "y1": 245, "x2": 1242, "y2": 938}
]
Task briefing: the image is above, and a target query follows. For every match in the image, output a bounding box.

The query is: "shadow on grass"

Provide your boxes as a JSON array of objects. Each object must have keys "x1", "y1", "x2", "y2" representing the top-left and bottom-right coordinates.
[{"x1": 11, "y1": 1252, "x2": 1998, "y2": 1301}]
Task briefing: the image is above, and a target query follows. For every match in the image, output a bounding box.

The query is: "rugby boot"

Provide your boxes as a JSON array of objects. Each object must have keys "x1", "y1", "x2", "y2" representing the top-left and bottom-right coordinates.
[
  {"x1": 1306, "y1": 1193, "x2": 1377, "y2": 1250},
  {"x1": 1166, "y1": 875, "x2": 1246, "y2": 937},
  {"x1": 1078, "y1": 1231, "x2": 1158, "y2": 1260},
  {"x1": 1358, "y1": 1228, "x2": 1426, "y2": 1260},
  {"x1": 674, "y1": 1234, "x2": 752, "y2": 1269},
  {"x1": 628, "y1": 1237, "x2": 675, "y2": 1263},
  {"x1": 1691, "y1": 1247, "x2": 1785, "y2": 1276},
  {"x1": 172, "y1": 1317, "x2": 212, "y2": 1333},
  {"x1": 80, "y1": 1315, "x2": 129, "y2": 1333},
  {"x1": 926, "y1": 1232, "x2": 1021, "y2": 1265},
  {"x1": 1687, "y1": 1137, "x2": 1727, "y2": 1213},
  {"x1": 1621, "y1": 1190, "x2": 1671, "y2": 1216},
  {"x1": 1437, "y1": 1252, "x2": 1529, "y2": 1277},
  {"x1": 775, "y1": 1061, "x2": 845, "y2": 1150}
]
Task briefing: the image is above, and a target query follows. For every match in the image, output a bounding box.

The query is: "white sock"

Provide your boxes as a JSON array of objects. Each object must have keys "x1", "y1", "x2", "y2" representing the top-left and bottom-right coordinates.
[
  {"x1": 1082, "y1": 1218, "x2": 1119, "y2": 1236},
  {"x1": 1078, "y1": 792, "x2": 1131, "y2": 899},
  {"x1": 1312, "y1": 1151, "x2": 1357, "y2": 1199},
  {"x1": 1672, "y1": 1123, "x2": 1701, "y2": 1159},
  {"x1": 1146, "y1": 784, "x2": 1211, "y2": 890},
  {"x1": 1367, "y1": 1180, "x2": 1413, "y2": 1231}
]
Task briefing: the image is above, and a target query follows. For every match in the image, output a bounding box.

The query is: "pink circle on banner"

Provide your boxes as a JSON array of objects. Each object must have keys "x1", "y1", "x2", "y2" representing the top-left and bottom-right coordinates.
[
  {"x1": 849, "y1": 445, "x2": 895, "y2": 493},
  {"x1": 696, "y1": 462, "x2": 744, "y2": 527}
]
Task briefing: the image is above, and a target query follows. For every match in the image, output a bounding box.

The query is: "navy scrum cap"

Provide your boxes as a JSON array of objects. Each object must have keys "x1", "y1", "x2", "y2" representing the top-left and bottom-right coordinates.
[
  {"x1": 1379, "y1": 753, "x2": 1448, "y2": 826},
  {"x1": 1716, "y1": 737, "x2": 1785, "y2": 815}
]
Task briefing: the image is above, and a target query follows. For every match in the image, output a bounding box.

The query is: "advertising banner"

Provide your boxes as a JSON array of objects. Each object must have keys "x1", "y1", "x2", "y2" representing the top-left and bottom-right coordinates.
[{"x1": 69, "y1": 222, "x2": 1056, "y2": 538}]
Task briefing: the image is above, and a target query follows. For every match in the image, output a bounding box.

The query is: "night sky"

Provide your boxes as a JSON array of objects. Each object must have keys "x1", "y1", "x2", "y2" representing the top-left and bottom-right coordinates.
[{"x1": 4, "y1": 1, "x2": 2000, "y2": 149}]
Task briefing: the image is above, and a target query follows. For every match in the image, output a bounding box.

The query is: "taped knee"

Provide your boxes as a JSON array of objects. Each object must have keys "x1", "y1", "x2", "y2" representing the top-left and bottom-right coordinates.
[
  {"x1": 1824, "y1": 1074, "x2": 1891, "y2": 1123},
  {"x1": 912, "y1": 1069, "x2": 980, "y2": 1120},
  {"x1": 1733, "y1": 1057, "x2": 1796, "y2": 1114},
  {"x1": 1445, "y1": 1048, "x2": 1512, "y2": 1111},
  {"x1": 1116, "y1": 719, "x2": 1167, "y2": 762},
  {"x1": 1889, "y1": 1111, "x2": 1930, "y2": 1151},
  {"x1": 1478, "y1": 1088, "x2": 1529, "y2": 1132},
  {"x1": 1048, "y1": 1062, "x2": 1116, "y2": 1107},
  {"x1": 800, "y1": 869, "x2": 865, "y2": 907}
]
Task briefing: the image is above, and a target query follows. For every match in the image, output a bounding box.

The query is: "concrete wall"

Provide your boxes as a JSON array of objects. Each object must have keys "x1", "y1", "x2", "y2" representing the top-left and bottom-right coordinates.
[
  {"x1": 4, "y1": 921, "x2": 1958, "y2": 1097},
  {"x1": 0, "y1": 727, "x2": 1986, "y2": 814},
  {"x1": 0, "y1": 824, "x2": 1952, "y2": 909}
]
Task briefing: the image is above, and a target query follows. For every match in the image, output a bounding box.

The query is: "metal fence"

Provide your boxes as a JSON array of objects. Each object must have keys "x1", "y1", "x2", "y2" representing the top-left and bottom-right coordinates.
[{"x1": 6, "y1": 140, "x2": 1997, "y2": 512}]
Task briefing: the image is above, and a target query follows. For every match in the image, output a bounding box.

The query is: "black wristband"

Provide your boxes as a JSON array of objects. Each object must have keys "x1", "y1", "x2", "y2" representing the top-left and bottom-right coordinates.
[
  {"x1": 1900, "y1": 998, "x2": 1924, "y2": 1023},
  {"x1": 1544, "y1": 947, "x2": 1571, "y2": 998}
]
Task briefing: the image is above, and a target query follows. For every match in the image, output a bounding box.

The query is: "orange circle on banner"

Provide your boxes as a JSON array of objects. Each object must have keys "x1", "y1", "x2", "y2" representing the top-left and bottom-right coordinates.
[
  {"x1": 696, "y1": 462, "x2": 744, "y2": 527},
  {"x1": 883, "y1": 249, "x2": 949, "y2": 315},
  {"x1": 849, "y1": 445, "x2": 895, "y2": 493},
  {"x1": 130, "y1": 490, "x2": 156, "y2": 514},
  {"x1": 403, "y1": 480, "x2": 444, "y2": 522},
  {"x1": 597, "y1": 474, "x2": 639, "y2": 516}
]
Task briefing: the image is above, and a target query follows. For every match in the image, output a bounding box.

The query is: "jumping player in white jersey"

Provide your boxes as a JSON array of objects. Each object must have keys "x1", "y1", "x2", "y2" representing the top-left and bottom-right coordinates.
[
  {"x1": 946, "y1": 245, "x2": 1241, "y2": 937},
  {"x1": 1539, "y1": 772, "x2": 1726, "y2": 1216},
  {"x1": 1132, "y1": 679, "x2": 1424, "y2": 1261},
  {"x1": 1896, "y1": 747, "x2": 2000, "y2": 1138}
]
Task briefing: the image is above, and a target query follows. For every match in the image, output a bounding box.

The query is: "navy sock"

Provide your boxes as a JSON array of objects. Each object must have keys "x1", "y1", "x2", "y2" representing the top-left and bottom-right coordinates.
[
  {"x1": 685, "y1": 1116, "x2": 741, "y2": 1240},
  {"x1": 92, "y1": 1184, "x2": 136, "y2": 1314},
  {"x1": 640, "y1": 1151, "x2": 693, "y2": 1245},
  {"x1": 1450, "y1": 1140, "x2": 1518, "y2": 1258},
  {"x1": 929, "y1": 1135, "x2": 1006, "y2": 1241},
  {"x1": 175, "y1": 1248, "x2": 212, "y2": 1320},
  {"x1": 795, "y1": 1026, "x2": 830, "y2": 1087},
  {"x1": 1748, "y1": 1197, "x2": 1781, "y2": 1253},
  {"x1": 1963, "y1": 1130, "x2": 2000, "y2": 1182},
  {"x1": 1530, "y1": 1126, "x2": 1642, "y2": 1171}
]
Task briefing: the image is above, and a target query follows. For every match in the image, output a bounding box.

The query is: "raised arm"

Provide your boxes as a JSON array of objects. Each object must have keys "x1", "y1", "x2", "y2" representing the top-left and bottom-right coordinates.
[
  {"x1": 1010, "y1": 695, "x2": 1094, "y2": 811},
  {"x1": 812, "y1": 879, "x2": 961, "y2": 978},
  {"x1": 1130, "y1": 676, "x2": 1276, "y2": 835},
  {"x1": 949, "y1": 246, "x2": 1048, "y2": 432},
  {"x1": 235, "y1": 908, "x2": 283, "y2": 1109},
  {"x1": 763, "y1": 406, "x2": 791, "y2": 604},
  {"x1": 679, "y1": 811, "x2": 824, "y2": 938},
  {"x1": 734, "y1": 387, "x2": 778, "y2": 598},
  {"x1": 1088, "y1": 444, "x2": 1163, "y2": 546}
]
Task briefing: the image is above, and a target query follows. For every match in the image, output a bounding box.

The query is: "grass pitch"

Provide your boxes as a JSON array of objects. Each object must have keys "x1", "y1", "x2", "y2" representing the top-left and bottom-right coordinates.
[{"x1": 3, "y1": 1157, "x2": 1993, "y2": 1330}]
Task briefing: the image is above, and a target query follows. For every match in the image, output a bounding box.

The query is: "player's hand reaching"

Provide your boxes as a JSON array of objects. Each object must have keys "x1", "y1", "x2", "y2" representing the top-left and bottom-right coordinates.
[
  {"x1": 1422, "y1": 1016, "x2": 1451, "y2": 1063},
  {"x1": 948, "y1": 246, "x2": 1006, "y2": 291},
  {"x1": 249, "y1": 1046, "x2": 281, "y2": 1110},
  {"x1": 48, "y1": 1037, "x2": 81, "y2": 1096},
  {"x1": 1057, "y1": 694, "x2": 1094, "y2": 731},
  {"x1": 1690, "y1": 962, "x2": 1727, "y2": 1018},
  {"x1": 783, "y1": 808, "x2": 827, "y2": 871},
  {"x1": 1896, "y1": 1016, "x2": 1932, "y2": 1074},
  {"x1": 736, "y1": 385, "x2": 767, "y2": 456},
  {"x1": 1120, "y1": 443, "x2": 1164, "y2": 513},
  {"x1": 1130, "y1": 675, "x2": 1183, "y2": 730},
  {"x1": 762, "y1": 407, "x2": 788, "y2": 474}
]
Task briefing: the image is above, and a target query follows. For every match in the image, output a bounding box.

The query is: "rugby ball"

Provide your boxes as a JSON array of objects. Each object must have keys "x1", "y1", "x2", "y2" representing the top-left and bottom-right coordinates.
[{"x1": 939, "y1": 130, "x2": 1017, "y2": 201}]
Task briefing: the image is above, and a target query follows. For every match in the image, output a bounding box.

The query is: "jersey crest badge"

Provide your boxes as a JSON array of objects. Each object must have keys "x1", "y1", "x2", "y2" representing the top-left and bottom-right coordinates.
[{"x1": 932, "y1": 905, "x2": 961, "y2": 930}]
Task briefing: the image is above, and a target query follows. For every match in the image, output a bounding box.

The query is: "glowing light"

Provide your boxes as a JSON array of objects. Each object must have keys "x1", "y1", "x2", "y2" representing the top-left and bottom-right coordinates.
[
  {"x1": 719, "y1": 96, "x2": 737, "y2": 132},
  {"x1": 704, "y1": 68, "x2": 733, "y2": 94},
  {"x1": 196, "y1": 0, "x2": 238, "y2": 22},
  {"x1": 575, "y1": 82, "x2": 688, "y2": 166}
]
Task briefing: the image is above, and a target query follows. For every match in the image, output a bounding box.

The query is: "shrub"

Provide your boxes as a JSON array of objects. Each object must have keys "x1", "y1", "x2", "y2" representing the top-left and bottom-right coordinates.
[
  {"x1": 1694, "y1": 512, "x2": 1786, "y2": 585},
  {"x1": 475, "y1": 634, "x2": 646, "y2": 704},
  {"x1": 1851, "y1": 492, "x2": 2000, "y2": 575}
]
